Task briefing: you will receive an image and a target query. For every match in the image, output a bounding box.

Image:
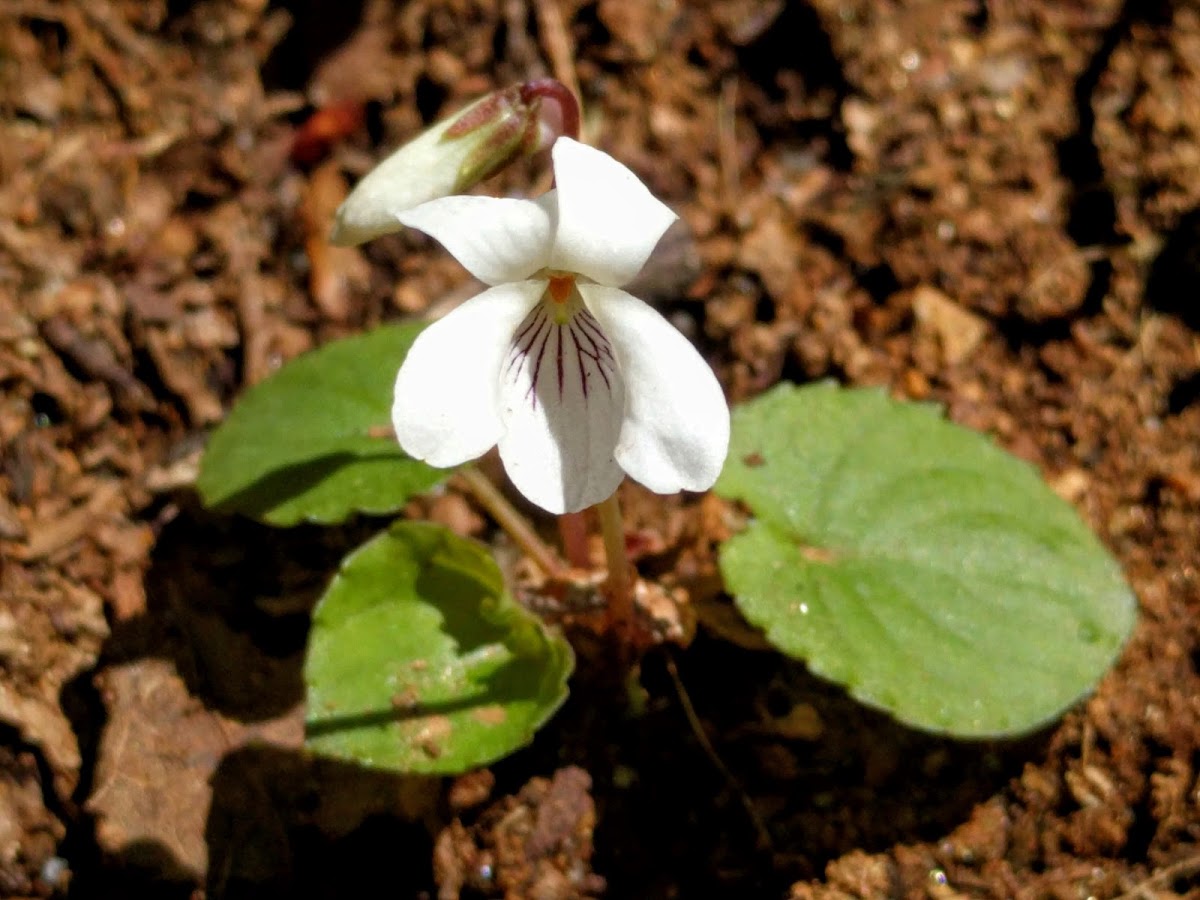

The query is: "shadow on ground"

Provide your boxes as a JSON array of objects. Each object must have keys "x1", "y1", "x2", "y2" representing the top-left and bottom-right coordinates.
[{"x1": 63, "y1": 502, "x2": 1051, "y2": 897}]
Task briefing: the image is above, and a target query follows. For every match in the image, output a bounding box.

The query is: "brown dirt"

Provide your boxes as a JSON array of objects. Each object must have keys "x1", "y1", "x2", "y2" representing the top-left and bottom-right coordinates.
[{"x1": 2, "y1": 0, "x2": 1200, "y2": 898}]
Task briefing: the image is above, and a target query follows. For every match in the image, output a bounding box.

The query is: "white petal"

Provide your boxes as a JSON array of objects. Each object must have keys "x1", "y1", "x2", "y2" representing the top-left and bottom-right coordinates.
[
  {"x1": 393, "y1": 282, "x2": 543, "y2": 467},
  {"x1": 547, "y1": 137, "x2": 677, "y2": 286},
  {"x1": 396, "y1": 194, "x2": 554, "y2": 286},
  {"x1": 497, "y1": 302, "x2": 626, "y2": 514},
  {"x1": 580, "y1": 285, "x2": 729, "y2": 494},
  {"x1": 330, "y1": 95, "x2": 494, "y2": 246}
]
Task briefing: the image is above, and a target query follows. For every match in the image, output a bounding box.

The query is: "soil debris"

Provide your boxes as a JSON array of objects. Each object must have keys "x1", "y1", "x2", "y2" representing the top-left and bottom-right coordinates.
[
  {"x1": 3, "y1": 0, "x2": 1200, "y2": 895},
  {"x1": 434, "y1": 766, "x2": 603, "y2": 900}
]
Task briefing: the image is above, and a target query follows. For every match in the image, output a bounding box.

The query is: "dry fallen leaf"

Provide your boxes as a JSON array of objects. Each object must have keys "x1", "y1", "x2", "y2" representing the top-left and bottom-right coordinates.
[
  {"x1": 87, "y1": 657, "x2": 303, "y2": 878},
  {"x1": 88, "y1": 641, "x2": 441, "y2": 887}
]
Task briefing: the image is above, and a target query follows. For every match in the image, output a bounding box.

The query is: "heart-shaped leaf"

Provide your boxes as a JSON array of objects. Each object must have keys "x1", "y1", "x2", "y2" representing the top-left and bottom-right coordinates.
[
  {"x1": 197, "y1": 324, "x2": 448, "y2": 525},
  {"x1": 305, "y1": 521, "x2": 573, "y2": 773},
  {"x1": 715, "y1": 382, "x2": 1136, "y2": 737}
]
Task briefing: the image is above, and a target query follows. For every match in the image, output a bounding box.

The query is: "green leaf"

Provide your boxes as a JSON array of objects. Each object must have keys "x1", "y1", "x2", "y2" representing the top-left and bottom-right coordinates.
[
  {"x1": 715, "y1": 382, "x2": 1136, "y2": 738},
  {"x1": 196, "y1": 324, "x2": 448, "y2": 525},
  {"x1": 304, "y1": 521, "x2": 574, "y2": 774}
]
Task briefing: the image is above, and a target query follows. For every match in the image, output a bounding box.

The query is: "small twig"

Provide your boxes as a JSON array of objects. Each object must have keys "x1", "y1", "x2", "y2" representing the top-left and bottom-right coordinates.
[
  {"x1": 458, "y1": 465, "x2": 565, "y2": 578},
  {"x1": 532, "y1": 0, "x2": 582, "y2": 129},
  {"x1": 503, "y1": 0, "x2": 541, "y2": 74},
  {"x1": 664, "y1": 650, "x2": 774, "y2": 852},
  {"x1": 57, "y1": 2, "x2": 142, "y2": 125},
  {"x1": 1112, "y1": 853, "x2": 1200, "y2": 899},
  {"x1": 717, "y1": 76, "x2": 741, "y2": 217},
  {"x1": 80, "y1": 0, "x2": 161, "y2": 70},
  {"x1": 235, "y1": 276, "x2": 272, "y2": 387},
  {"x1": 40, "y1": 316, "x2": 154, "y2": 411}
]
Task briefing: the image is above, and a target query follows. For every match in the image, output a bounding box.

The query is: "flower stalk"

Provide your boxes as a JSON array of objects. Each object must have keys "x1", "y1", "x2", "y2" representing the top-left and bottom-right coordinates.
[
  {"x1": 518, "y1": 78, "x2": 581, "y2": 142},
  {"x1": 596, "y1": 492, "x2": 633, "y2": 628},
  {"x1": 557, "y1": 511, "x2": 592, "y2": 569},
  {"x1": 457, "y1": 465, "x2": 565, "y2": 579}
]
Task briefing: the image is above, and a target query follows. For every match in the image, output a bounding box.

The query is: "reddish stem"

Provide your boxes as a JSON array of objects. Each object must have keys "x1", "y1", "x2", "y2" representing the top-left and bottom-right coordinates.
[
  {"x1": 557, "y1": 511, "x2": 592, "y2": 568},
  {"x1": 596, "y1": 492, "x2": 633, "y2": 630},
  {"x1": 520, "y1": 78, "x2": 581, "y2": 142}
]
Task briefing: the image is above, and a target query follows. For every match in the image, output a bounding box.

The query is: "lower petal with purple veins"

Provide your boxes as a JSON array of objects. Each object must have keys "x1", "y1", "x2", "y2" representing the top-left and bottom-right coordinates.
[{"x1": 497, "y1": 302, "x2": 625, "y2": 514}]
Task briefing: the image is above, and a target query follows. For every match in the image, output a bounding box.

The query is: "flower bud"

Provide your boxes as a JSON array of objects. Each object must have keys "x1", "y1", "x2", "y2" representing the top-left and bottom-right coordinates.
[{"x1": 330, "y1": 81, "x2": 578, "y2": 247}]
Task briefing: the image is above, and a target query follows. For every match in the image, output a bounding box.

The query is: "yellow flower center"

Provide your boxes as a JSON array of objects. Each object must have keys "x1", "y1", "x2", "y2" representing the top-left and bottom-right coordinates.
[
  {"x1": 539, "y1": 272, "x2": 580, "y2": 324},
  {"x1": 547, "y1": 274, "x2": 575, "y2": 304}
]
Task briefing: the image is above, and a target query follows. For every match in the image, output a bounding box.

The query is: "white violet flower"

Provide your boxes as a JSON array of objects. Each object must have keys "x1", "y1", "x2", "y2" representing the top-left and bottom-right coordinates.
[{"x1": 387, "y1": 137, "x2": 730, "y2": 514}]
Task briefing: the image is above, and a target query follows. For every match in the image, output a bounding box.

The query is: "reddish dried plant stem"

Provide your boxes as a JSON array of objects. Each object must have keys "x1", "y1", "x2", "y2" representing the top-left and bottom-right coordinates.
[{"x1": 459, "y1": 466, "x2": 565, "y2": 578}]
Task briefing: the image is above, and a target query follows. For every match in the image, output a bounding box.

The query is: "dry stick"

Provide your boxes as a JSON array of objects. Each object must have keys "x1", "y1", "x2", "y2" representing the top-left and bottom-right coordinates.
[
  {"x1": 458, "y1": 466, "x2": 566, "y2": 579},
  {"x1": 717, "y1": 75, "x2": 741, "y2": 217},
  {"x1": 664, "y1": 650, "x2": 774, "y2": 852},
  {"x1": 502, "y1": 0, "x2": 540, "y2": 71},
  {"x1": 596, "y1": 491, "x2": 633, "y2": 627},
  {"x1": 1112, "y1": 853, "x2": 1200, "y2": 900},
  {"x1": 532, "y1": 0, "x2": 582, "y2": 129}
]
